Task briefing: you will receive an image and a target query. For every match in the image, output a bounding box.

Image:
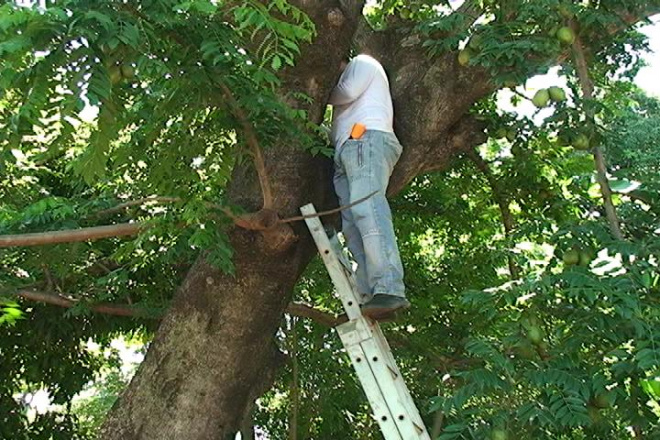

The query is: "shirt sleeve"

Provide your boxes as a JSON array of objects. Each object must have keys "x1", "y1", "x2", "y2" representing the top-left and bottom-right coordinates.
[{"x1": 328, "y1": 57, "x2": 377, "y2": 106}]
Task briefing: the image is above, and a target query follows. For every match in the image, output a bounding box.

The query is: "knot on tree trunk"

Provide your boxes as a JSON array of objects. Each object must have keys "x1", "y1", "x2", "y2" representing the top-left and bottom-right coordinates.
[
  {"x1": 260, "y1": 223, "x2": 298, "y2": 254},
  {"x1": 233, "y1": 209, "x2": 279, "y2": 231},
  {"x1": 232, "y1": 208, "x2": 298, "y2": 253},
  {"x1": 327, "y1": 8, "x2": 345, "y2": 27}
]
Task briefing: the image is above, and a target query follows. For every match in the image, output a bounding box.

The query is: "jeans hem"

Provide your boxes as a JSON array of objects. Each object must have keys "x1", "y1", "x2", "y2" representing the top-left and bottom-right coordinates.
[{"x1": 373, "y1": 291, "x2": 406, "y2": 298}]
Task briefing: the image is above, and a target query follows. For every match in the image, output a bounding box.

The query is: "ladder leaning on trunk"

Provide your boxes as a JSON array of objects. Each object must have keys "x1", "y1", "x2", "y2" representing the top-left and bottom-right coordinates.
[{"x1": 300, "y1": 203, "x2": 431, "y2": 440}]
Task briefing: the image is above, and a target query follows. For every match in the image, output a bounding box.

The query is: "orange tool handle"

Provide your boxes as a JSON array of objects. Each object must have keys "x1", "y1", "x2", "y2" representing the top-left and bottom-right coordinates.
[{"x1": 350, "y1": 123, "x2": 366, "y2": 140}]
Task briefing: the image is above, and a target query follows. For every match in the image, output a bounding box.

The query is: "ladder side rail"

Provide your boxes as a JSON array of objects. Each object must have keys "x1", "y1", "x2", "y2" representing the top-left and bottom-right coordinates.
[
  {"x1": 339, "y1": 319, "x2": 430, "y2": 439},
  {"x1": 371, "y1": 325, "x2": 429, "y2": 431},
  {"x1": 341, "y1": 342, "x2": 405, "y2": 440},
  {"x1": 300, "y1": 204, "x2": 362, "y2": 320},
  {"x1": 359, "y1": 337, "x2": 431, "y2": 439}
]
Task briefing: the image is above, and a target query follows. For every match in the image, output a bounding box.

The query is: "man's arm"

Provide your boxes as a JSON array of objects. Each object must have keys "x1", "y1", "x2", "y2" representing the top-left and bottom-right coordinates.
[{"x1": 328, "y1": 56, "x2": 376, "y2": 106}]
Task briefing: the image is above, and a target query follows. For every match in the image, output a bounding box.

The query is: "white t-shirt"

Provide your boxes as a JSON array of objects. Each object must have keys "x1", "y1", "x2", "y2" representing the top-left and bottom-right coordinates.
[{"x1": 329, "y1": 54, "x2": 394, "y2": 149}]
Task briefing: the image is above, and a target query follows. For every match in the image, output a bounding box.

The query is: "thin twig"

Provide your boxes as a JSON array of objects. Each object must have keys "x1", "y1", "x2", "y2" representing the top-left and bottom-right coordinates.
[
  {"x1": 467, "y1": 150, "x2": 520, "y2": 278},
  {"x1": 94, "y1": 196, "x2": 181, "y2": 217},
  {"x1": 279, "y1": 191, "x2": 378, "y2": 223},
  {"x1": 95, "y1": 195, "x2": 245, "y2": 225},
  {"x1": 571, "y1": 24, "x2": 624, "y2": 241},
  {"x1": 42, "y1": 265, "x2": 55, "y2": 292},
  {"x1": 12, "y1": 289, "x2": 477, "y2": 376},
  {"x1": 95, "y1": 190, "x2": 378, "y2": 224},
  {"x1": 431, "y1": 411, "x2": 445, "y2": 439}
]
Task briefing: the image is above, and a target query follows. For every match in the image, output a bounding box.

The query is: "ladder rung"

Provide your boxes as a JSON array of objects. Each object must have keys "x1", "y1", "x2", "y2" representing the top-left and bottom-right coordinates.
[{"x1": 337, "y1": 318, "x2": 374, "y2": 347}]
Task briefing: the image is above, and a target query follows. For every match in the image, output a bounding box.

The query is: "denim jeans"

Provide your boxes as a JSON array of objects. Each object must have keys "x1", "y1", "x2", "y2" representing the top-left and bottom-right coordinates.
[{"x1": 333, "y1": 130, "x2": 405, "y2": 301}]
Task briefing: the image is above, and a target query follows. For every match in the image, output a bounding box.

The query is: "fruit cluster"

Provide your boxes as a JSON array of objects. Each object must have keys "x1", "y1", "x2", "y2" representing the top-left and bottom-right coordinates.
[
  {"x1": 532, "y1": 86, "x2": 566, "y2": 108},
  {"x1": 108, "y1": 63, "x2": 136, "y2": 85},
  {"x1": 457, "y1": 23, "x2": 576, "y2": 68},
  {"x1": 561, "y1": 246, "x2": 594, "y2": 267}
]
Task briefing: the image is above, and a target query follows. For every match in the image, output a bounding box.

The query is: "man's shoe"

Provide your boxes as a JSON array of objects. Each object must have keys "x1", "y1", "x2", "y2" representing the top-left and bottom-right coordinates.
[{"x1": 361, "y1": 294, "x2": 410, "y2": 319}]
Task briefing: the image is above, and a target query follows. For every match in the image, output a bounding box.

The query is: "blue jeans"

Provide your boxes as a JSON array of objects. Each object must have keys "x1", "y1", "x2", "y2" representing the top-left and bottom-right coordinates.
[{"x1": 333, "y1": 130, "x2": 405, "y2": 301}]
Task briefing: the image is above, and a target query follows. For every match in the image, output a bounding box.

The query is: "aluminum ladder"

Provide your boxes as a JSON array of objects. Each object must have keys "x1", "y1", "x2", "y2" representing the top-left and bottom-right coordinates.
[{"x1": 300, "y1": 204, "x2": 431, "y2": 440}]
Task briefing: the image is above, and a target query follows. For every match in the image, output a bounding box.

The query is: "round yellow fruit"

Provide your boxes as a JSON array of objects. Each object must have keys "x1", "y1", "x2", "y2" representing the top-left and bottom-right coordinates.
[
  {"x1": 120, "y1": 64, "x2": 135, "y2": 79},
  {"x1": 527, "y1": 326, "x2": 543, "y2": 345},
  {"x1": 491, "y1": 429, "x2": 508, "y2": 440},
  {"x1": 109, "y1": 65, "x2": 122, "y2": 84},
  {"x1": 572, "y1": 133, "x2": 590, "y2": 150},
  {"x1": 548, "y1": 86, "x2": 566, "y2": 102},
  {"x1": 563, "y1": 249, "x2": 580, "y2": 265},
  {"x1": 458, "y1": 49, "x2": 472, "y2": 66},
  {"x1": 532, "y1": 89, "x2": 550, "y2": 108},
  {"x1": 557, "y1": 27, "x2": 576, "y2": 45}
]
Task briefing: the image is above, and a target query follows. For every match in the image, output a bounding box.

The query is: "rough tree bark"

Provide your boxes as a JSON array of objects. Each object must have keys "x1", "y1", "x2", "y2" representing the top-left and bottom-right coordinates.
[{"x1": 96, "y1": 2, "x2": 516, "y2": 439}]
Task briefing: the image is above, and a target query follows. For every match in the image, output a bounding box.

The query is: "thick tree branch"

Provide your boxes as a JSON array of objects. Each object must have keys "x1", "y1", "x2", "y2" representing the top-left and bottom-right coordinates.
[
  {"x1": 389, "y1": 114, "x2": 488, "y2": 195},
  {"x1": 12, "y1": 289, "x2": 153, "y2": 318},
  {"x1": 453, "y1": 0, "x2": 483, "y2": 30},
  {"x1": 368, "y1": 2, "x2": 660, "y2": 200},
  {"x1": 0, "y1": 191, "x2": 379, "y2": 248},
  {"x1": 284, "y1": 302, "x2": 345, "y2": 327},
  {"x1": 11, "y1": 287, "x2": 347, "y2": 328},
  {"x1": 605, "y1": 4, "x2": 660, "y2": 35},
  {"x1": 217, "y1": 81, "x2": 274, "y2": 211},
  {"x1": 0, "y1": 223, "x2": 144, "y2": 248},
  {"x1": 571, "y1": 25, "x2": 625, "y2": 241}
]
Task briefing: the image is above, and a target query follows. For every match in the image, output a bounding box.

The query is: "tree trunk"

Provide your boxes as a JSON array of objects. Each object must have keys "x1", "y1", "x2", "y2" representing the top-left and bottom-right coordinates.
[{"x1": 100, "y1": 3, "x2": 491, "y2": 439}]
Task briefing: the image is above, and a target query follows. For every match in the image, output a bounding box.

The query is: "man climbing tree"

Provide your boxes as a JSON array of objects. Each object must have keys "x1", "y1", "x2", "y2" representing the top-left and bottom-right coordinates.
[
  {"x1": 329, "y1": 53, "x2": 408, "y2": 319},
  {"x1": 1, "y1": 1, "x2": 660, "y2": 439}
]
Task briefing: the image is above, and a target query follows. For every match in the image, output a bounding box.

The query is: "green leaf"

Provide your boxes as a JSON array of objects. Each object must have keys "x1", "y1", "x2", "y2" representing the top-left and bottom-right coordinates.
[
  {"x1": 271, "y1": 54, "x2": 282, "y2": 70},
  {"x1": 84, "y1": 10, "x2": 113, "y2": 30},
  {"x1": 191, "y1": 0, "x2": 218, "y2": 14},
  {"x1": 118, "y1": 22, "x2": 140, "y2": 47},
  {"x1": 609, "y1": 178, "x2": 640, "y2": 193},
  {"x1": 640, "y1": 378, "x2": 660, "y2": 400}
]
